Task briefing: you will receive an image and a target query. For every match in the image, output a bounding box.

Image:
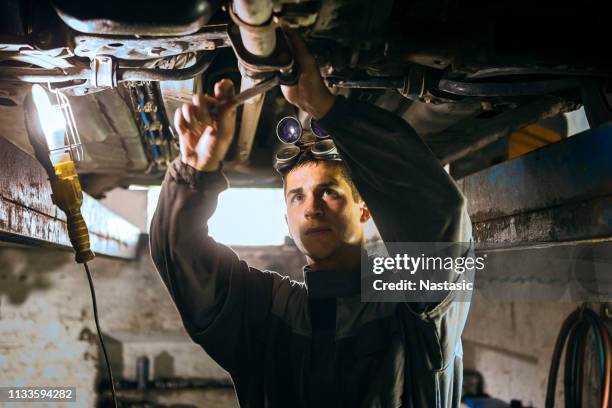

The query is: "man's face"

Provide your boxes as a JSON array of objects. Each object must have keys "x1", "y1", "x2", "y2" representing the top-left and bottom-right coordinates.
[{"x1": 284, "y1": 162, "x2": 370, "y2": 261}]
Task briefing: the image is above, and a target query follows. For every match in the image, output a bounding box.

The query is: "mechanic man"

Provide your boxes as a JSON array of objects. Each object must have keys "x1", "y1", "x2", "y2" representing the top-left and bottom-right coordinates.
[{"x1": 150, "y1": 29, "x2": 473, "y2": 408}]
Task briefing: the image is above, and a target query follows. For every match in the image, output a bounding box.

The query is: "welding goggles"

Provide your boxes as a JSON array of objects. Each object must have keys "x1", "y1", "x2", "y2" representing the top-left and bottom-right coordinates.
[{"x1": 274, "y1": 116, "x2": 342, "y2": 173}]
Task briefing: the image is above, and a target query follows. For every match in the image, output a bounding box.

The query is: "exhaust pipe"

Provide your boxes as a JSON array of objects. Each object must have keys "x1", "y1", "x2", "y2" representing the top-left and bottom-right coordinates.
[
  {"x1": 230, "y1": 0, "x2": 277, "y2": 165},
  {"x1": 232, "y1": 0, "x2": 276, "y2": 58}
]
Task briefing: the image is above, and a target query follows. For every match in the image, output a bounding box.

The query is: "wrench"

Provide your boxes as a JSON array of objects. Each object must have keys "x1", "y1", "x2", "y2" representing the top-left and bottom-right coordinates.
[{"x1": 210, "y1": 75, "x2": 281, "y2": 115}]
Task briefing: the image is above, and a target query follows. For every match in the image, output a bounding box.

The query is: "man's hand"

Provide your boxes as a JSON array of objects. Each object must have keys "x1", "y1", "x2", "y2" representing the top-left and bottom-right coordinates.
[
  {"x1": 174, "y1": 79, "x2": 237, "y2": 172},
  {"x1": 281, "y1": 29, "x2": 336, "y2": 119}
]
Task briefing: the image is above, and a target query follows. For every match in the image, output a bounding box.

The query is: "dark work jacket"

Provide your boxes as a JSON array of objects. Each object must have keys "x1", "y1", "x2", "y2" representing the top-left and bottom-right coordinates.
[{"x1": 150, "y1": 96, "x2": 473, "y2": 407}]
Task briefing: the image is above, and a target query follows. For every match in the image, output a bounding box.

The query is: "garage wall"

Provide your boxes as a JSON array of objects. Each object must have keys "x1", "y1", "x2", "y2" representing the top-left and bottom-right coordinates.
[
  {"x1": 2, "y1": 243, "x2": 606, "y2": 408},
  {"x1": 462, "y1": 299, "x2": 606, "y2": 407},
  {"x1": 0, "y1": 240, "x2": 304, "y2": 408}
]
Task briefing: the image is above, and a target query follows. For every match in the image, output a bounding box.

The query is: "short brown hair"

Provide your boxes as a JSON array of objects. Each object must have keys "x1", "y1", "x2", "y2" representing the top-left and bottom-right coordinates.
[{"x1": 279, "y1": 150, "x2": 362, "y2": 202}]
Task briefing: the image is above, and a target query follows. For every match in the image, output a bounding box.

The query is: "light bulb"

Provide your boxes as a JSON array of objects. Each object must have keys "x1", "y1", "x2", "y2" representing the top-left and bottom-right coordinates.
[{"x1": 32, "y1": 85, "x2": 67, "y2": 164}]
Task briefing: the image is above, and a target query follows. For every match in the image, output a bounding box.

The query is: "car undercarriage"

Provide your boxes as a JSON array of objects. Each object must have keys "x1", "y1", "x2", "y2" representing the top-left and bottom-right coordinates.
[{"x1": 0, "y1": 0, "x2": 610, "y2": 196}]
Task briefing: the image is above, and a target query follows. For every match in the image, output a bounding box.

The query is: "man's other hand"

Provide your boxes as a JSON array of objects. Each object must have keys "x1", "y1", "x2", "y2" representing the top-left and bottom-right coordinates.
[
  {"x1": 174, "y1": 79, "x2": 237, "y2": 172},
  {"x1": 281, "y1": 28, "x2": 336, "y2": 119}
]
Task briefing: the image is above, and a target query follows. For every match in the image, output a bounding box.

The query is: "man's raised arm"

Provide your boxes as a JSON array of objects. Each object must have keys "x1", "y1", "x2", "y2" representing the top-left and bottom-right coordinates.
[
  {"x1": 281, "y1": 29, "x2": 470, "y2": 244},
  {"x1": 317, "y1": 97, "x2": 472, "y2": 244},
  {"x1": 148, "y1": 80, "x2": 274, "y2": 375}
]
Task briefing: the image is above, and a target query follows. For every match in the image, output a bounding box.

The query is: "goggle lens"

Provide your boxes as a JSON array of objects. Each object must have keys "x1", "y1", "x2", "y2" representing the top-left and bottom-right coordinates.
[
  {"x1": 275, "y1": 145, "x2": 301, "y2": 164},
  {"x1": 311, "y1": 139, "x2": 337, "y2": 156},
  {"x1": 274, "y1": 117, "x2": 340, "y2": 172},
  {"x1": 310, "y1": 118, "x2": 329, "y2": 139},
  {"x1": 276, "y1": 116, "x2": 302, "y2": 144}
]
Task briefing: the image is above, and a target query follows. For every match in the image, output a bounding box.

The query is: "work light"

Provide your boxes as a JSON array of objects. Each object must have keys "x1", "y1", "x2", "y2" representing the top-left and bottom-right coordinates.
[{"x1": 31, "y1": 84, "x2": 94, "y2": 264}]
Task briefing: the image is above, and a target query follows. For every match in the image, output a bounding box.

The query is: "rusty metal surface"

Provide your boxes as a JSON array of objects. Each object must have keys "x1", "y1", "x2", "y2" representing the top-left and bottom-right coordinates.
[
  {"x1": 459, "y1": 122, "x2": 612, "y2": 248},
  {"x1": 233, "y1": 76, "x2": 267, "y2": 165},
  {"x1": 73, "y1": 25, "x2": 230, "y2": 60},
  {"x1": 0, "y1": 137, "x2": 141, "y2": 259},
  {"x1": 471, "y1": 199, "x2": 612, "y2": 247}
]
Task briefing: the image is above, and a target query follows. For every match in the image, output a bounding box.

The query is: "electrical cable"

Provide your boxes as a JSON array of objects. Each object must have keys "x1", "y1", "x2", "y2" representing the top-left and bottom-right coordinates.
[
  {"x1": 583, "y1": 309, "x2": 611, "y2": 407},
  {"x1": 594, "y1": 320, "x2": 606, "y2": 383},
  {"x1": 584, "y1": 311, "x2": 607, "y2": 394},
  {"x1": 546, "y1": 307, "x2": 612, "y2": 408},
  {"x1": 546, "y1": 309, "x2": 579, "y2": 408},
  {"x1": 575, "y1": 324, "x2": 587, "y2": 407},
  {"x1": 83, "y1": 262, "x2": 118, "y2": 408},
  {"x1": 596, "y1": 316, "x2": 611, "y2": 408},
  {"x1": 564, "y1": 321, "x2": 581, "y2": 407}
]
